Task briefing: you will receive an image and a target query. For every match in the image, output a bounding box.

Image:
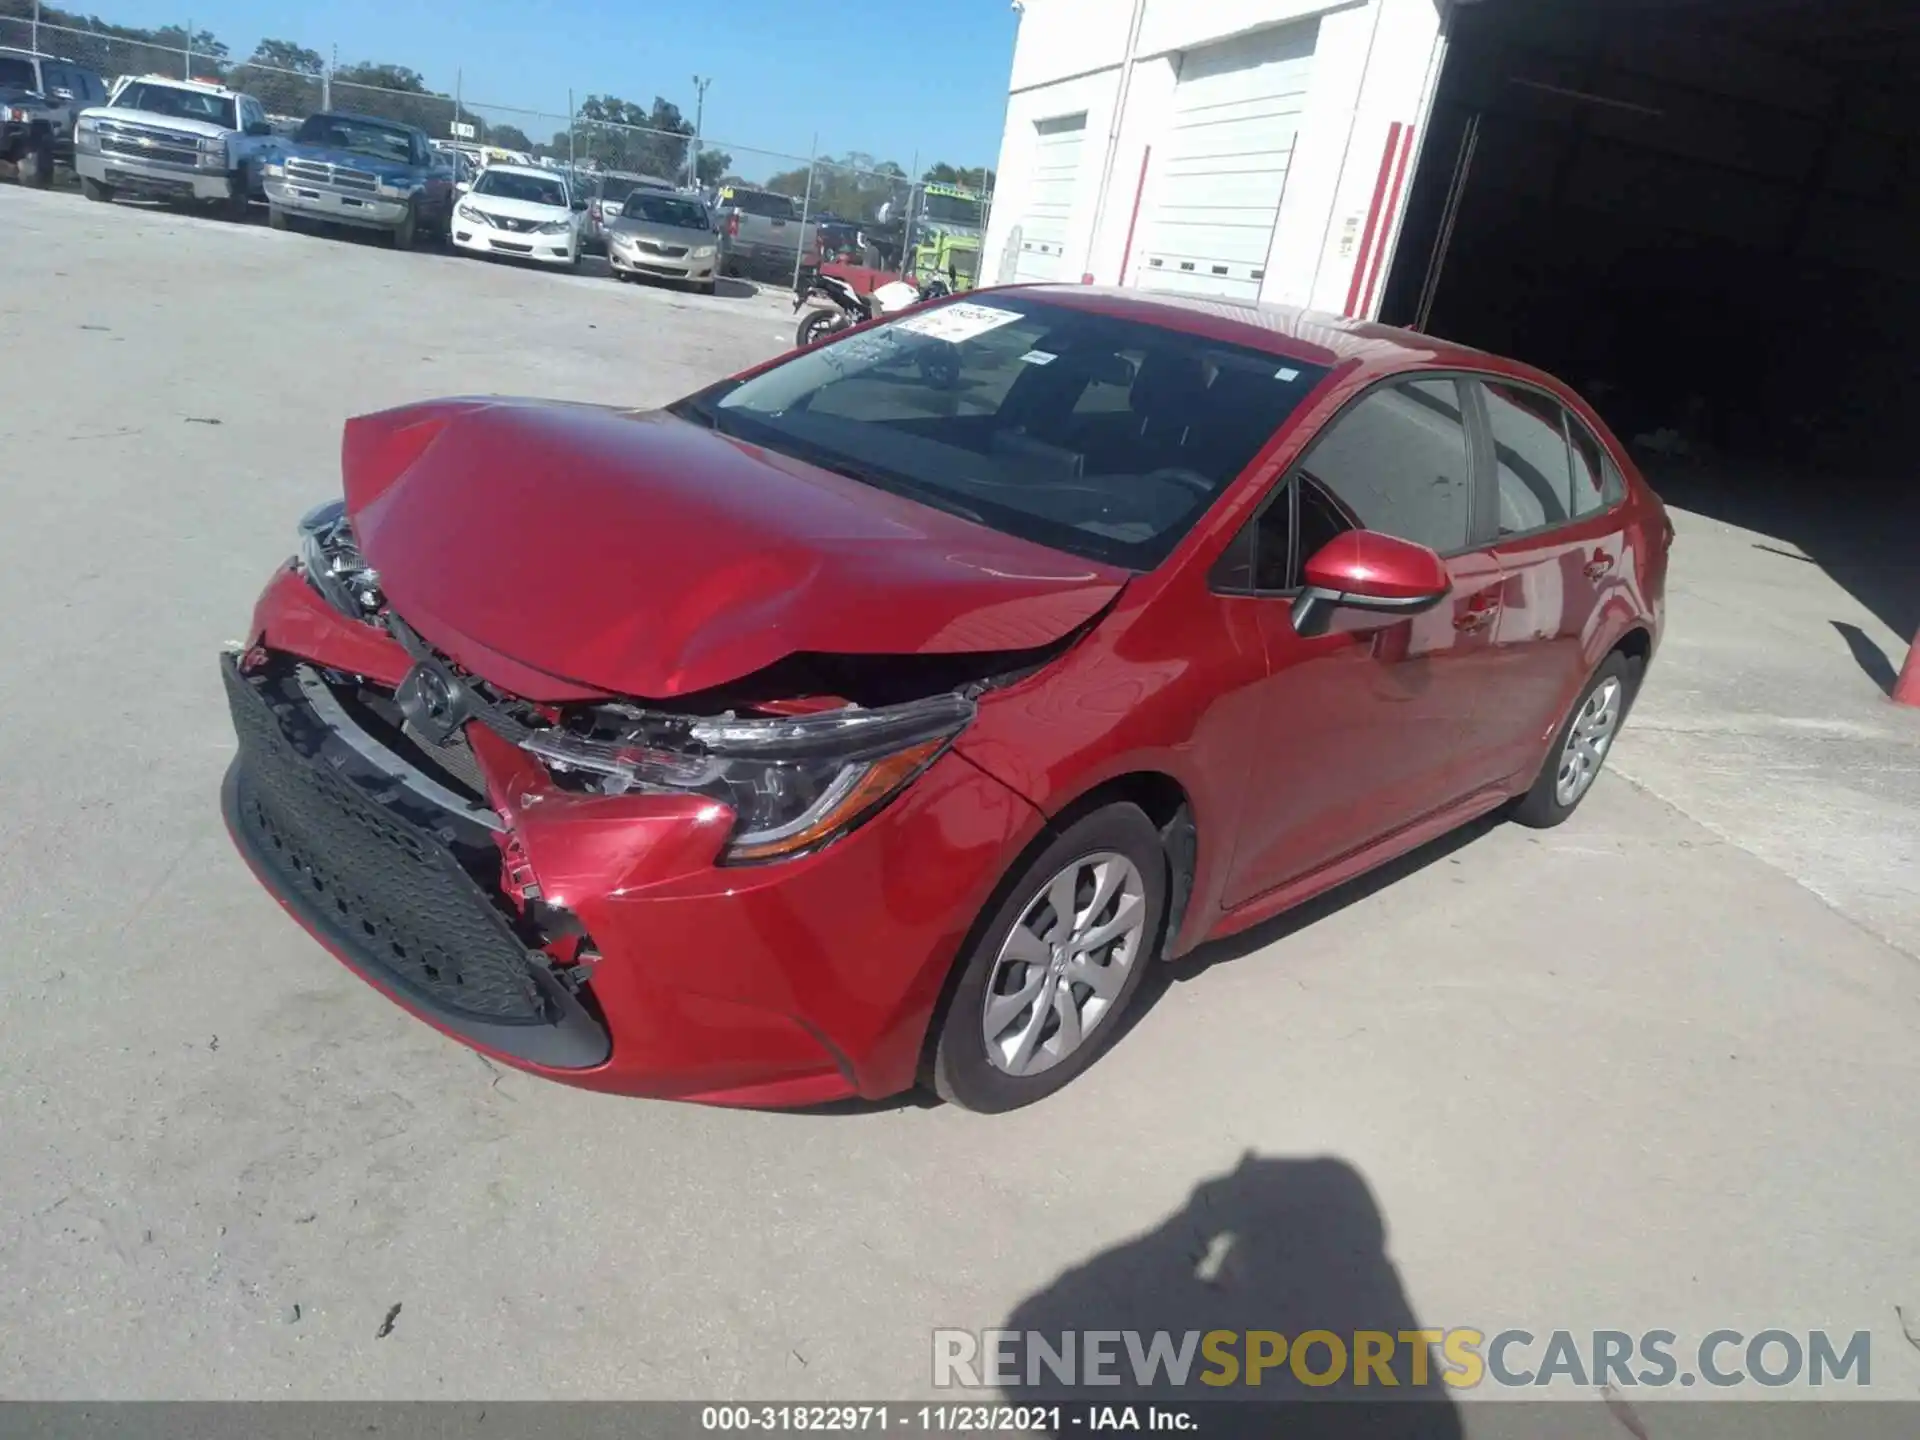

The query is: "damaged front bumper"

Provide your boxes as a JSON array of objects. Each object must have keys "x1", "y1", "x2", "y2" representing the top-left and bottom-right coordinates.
[
  {"x1": 220, "y1": 651, "x2": 611, "y2": 1070},
  {"x1": 219, "y1": 565, "x2": 1048, "y2": 1105}
]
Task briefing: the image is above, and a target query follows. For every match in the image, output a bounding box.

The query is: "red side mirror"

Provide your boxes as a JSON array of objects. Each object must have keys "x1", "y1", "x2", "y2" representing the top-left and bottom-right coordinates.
[{"x1": 1294, "y1": 530, "x2": 1452, "y2": 637}]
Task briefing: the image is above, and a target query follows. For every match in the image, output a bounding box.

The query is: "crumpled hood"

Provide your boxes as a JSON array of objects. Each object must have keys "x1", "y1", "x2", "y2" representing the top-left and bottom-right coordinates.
[{"x1": 342, "y1": 399, "x2": 1127, "y2": 701}]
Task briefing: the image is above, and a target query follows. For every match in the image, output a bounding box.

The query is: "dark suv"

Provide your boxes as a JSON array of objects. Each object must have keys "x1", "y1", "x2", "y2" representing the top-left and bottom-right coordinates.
[{"x1": 1, "y1": 47, "x2": 107, "y2": 187}]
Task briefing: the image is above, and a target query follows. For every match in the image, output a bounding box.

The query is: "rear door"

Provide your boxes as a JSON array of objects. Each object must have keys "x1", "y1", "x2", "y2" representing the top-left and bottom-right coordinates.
[
  {"x1": 1217, "y1": 375, "x2": 1508, "y2": 907},
  {"x1": 1470, "y1": 378, "x2": 1634, "y2": 777}
]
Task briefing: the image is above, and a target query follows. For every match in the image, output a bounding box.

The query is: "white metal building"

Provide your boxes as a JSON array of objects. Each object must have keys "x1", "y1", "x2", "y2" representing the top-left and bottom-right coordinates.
[
  {"x1": 984, "y1": 0, "x2": 1447, "y2": 315},
  {"x1": 984, "y1": 0, "x2": 1920, "y2": 483}
]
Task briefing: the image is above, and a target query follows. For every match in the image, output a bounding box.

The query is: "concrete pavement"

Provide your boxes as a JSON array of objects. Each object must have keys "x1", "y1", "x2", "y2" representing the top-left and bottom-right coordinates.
[{"x1": 1, "y1": 188, "x2": 1915, "y2": 1404}]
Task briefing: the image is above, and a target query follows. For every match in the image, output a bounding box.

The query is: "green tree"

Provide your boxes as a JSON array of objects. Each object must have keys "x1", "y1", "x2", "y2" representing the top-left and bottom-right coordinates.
[
  {"x1": 0, "y1": 1, "x2": 233, "y2": 83},
  {"x1": 923, "y1": 162, "x2": 995, "y2": 192},
  {"x1": 574, "y1": 93, "x2": 693, "y2": 178},
  {"x1": 331, "y1": 60, "x2": 454, "y2": 136},
  {"x1": 231, "y1": 38, "x2": 324, "y2": 119},
  {"x1": 485, "y1": 122, "x2": 533, "y2": 152},
  {"x1": 693, "y1": 147, "x2": 731, "y2": 186}
]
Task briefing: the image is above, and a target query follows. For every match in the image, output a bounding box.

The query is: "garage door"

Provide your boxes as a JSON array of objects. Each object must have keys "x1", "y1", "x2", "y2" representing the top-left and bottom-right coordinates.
[
  {"x1": 1137, "y1": 23, "x2": 1316, "y2": 299},
  {"x1": 1011, "y1": 113, "x2": 1088, "y2": 282}
]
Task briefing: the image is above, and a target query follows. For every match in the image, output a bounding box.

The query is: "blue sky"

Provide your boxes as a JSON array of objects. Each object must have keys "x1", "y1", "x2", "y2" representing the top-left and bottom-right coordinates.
[{"x1": 98, "y1": 0, "x2": 1020, "y2": 174}]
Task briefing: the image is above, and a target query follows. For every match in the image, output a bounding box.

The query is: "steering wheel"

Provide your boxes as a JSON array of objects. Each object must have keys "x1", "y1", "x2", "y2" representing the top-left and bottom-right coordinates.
[{"x1": 1139, "y1": 466, "x2": 1215, "y2": 498}]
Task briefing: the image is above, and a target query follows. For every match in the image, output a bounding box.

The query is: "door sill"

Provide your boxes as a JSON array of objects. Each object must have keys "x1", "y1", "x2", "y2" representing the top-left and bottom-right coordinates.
[{"x1": 1209, "y1": 784, "x2": 1517, "y2": 946}]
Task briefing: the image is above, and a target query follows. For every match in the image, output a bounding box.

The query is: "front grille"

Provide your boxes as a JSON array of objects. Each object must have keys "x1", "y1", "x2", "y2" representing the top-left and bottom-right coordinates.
[
  {"x1": 638, "y1": 240, "x2": 689, "y2": 258},
  {"x1": 285, "y1": 157, "x2": 378, "y2": 193},
  {"x1": 479, "y1": 212, "x2": 542, "y2": 234},
  {"x1": 97, "y1": 124, "x2": 199, "y2": 169},
  {"x1": 223, "y1": 659, "x2": 552, "y2": 1026}
]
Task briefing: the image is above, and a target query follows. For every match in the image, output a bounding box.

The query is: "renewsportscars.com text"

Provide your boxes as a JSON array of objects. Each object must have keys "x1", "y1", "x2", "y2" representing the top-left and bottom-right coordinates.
[{"x1": 933, "y1": 1328, "x2": 1872, "y2": 1391}]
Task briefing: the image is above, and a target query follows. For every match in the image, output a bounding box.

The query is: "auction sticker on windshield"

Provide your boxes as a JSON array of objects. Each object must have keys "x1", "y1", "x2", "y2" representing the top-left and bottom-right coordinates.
[{"x1": 894, "y1": 303, "x2": 1024, "y2": 343}]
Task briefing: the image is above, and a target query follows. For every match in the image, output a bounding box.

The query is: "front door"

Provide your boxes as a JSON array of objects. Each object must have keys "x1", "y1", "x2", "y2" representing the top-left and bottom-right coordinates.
[{"x1": 1220, "y1": 377, "x2": 1506, "y2": 909}]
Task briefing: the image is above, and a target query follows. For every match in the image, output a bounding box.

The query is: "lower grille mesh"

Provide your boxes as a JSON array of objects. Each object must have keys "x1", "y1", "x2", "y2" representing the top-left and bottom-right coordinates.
[{"x1": 225, "y1": 661, "x2": 552, "y2": 1025}]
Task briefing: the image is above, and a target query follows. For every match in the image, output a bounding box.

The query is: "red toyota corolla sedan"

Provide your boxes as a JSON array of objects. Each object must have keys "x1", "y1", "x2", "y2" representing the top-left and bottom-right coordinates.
[{"x1": 220, "y1": 286, "x2": 1669, "y2": 1112}]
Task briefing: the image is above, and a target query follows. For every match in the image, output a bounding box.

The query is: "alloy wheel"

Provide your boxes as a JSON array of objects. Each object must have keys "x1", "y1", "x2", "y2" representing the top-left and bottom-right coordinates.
[
  {"x1": 1554, "y1": 676, "x2": 1623, "y2": 806},
  {"x1": 981, "y1": 852, "x2": 1147, "y2": 1078}
]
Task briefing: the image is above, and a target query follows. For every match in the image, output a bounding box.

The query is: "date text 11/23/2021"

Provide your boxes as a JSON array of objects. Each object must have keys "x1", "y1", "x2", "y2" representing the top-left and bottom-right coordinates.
[{"x1": 701, "y1": 1406, "x2": 1197, "y2": 1432}]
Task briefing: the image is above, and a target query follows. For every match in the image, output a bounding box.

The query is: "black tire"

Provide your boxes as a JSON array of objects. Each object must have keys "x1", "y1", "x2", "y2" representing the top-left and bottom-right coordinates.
[
  {"x1": 796, "y1": 309, "x2": 843, "y2": 348},
  {"x1": 697, "y1": 276, "x2": 717, "y2": 295},
  {"x1": 268, "y1": 204, "x2": 291, "y2": 231},
  {"x1": 81, "y1": 176, "x2": 114, "y2": 204},
  {"x1": 391, "y1": 199, "x2": 418, "y2": 251},
  {"x1": 223, "y1": 168, "x2": 251, "y2": 222},
  {"x1": 930, "y1": 803, "x2": 1167, "y2": 1113},
  {"x1": 1510, "y1": 650, "x2": 1642, "y2": 829},
  {"x1": 20, "y1": 133, "x2": 54, "y2": 188}
]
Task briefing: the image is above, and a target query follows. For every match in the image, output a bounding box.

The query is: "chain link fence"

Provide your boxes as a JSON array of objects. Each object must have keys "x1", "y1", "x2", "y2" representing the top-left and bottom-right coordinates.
[
  {"x1": 7, "y1": 13, "x2": 991, "y2": 275},
  {"x1": 2, "y1": 15, "x2": 200, "y2": 84}
]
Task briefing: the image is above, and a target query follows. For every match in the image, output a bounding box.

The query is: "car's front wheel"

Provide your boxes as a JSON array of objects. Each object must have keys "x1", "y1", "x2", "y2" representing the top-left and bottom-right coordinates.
[
  {"x1": 931, "y1": 803, "x2": 1166, "y2": 1112},
  {"x1": 391, "y1": 199, "x2": 418, "y2": 250},
  {"x1": 19, "y1": 133, "x2": 54, "y2": 187},
  {"x1": 1511, "y1": 650, "x2": 1641, "y2": 828},
  {"x1": 81, "y1": 176, "x2": 114, "y2": 203}
]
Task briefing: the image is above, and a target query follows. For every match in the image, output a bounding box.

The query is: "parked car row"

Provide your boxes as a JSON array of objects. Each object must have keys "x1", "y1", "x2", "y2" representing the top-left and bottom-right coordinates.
[{"x1": 8, "y1": 57, "x2": 735, "y2": 293}]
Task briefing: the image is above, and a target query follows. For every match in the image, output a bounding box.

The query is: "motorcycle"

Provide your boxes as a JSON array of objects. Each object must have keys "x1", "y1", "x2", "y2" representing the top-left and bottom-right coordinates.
[{"x1": 792, "y1": 268, "x2": 953, "y2": 350}]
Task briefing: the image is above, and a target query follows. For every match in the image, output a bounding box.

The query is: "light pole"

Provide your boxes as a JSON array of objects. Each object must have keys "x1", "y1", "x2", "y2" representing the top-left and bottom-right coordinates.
[
  {"x1": 688, "y1": 74, "x2": 711, "y2": 189},
  {"x1": 30, "y1": 0, "x2": 39, "y2": 54}
]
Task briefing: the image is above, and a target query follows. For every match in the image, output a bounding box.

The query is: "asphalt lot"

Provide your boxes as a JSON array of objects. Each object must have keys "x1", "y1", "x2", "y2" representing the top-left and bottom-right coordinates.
[{"x1": 2, "y1": 187, "x2": 1918, "y2": 1407}]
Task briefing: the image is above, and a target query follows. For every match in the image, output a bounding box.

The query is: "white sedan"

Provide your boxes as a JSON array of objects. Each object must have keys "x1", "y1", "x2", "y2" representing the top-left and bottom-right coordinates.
[{"x1": 451, "y1": 164, "x2": 584, "y2": 267}]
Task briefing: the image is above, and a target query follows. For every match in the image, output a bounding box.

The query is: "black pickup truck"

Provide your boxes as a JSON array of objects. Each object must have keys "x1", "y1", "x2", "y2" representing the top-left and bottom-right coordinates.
[{"x1": 1, "y1": 47, "x2": 107, "y2": 186}]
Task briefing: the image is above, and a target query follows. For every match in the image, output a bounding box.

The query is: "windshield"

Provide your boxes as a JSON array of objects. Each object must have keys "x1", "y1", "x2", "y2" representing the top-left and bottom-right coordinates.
[
  {"x1": 113, "y1": 82, "x2": 237, "y2": 129},
  {"x1": 296, "y1": 114, "x2": 414, "y2": 163},
  {"x1": 921, "y1": 192, "x2": 984, "y2": 228},
  {"x1": 626, "y1": 194, "x2": 708, "y2": 229},
  {"x1": 671, "y1": 296, "x2": 1331, "y2": 570},
  {"x1": 726, "y1": 190, "x2": 795, "y2": 219},
  {"x1": 474, "y1": 170, "x2": 567, "y2": 206},
  {"x1": 0, "y1": 57, "x2": 37, "y2": 90}
]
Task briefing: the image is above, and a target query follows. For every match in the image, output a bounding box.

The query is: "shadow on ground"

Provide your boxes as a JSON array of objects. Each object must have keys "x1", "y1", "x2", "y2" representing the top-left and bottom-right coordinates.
[
  {"x1": 1646, "y1": 458, "x2": 1920, "y2": 651},
  {"x1": 998, "y1": 1153, "x2": 1463, "y2": 1437}
]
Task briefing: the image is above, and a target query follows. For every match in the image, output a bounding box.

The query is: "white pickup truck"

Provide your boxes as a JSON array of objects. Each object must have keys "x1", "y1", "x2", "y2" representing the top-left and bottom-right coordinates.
[{"x1": 73, "y1": 74, "x2": 281, "y2": 216}]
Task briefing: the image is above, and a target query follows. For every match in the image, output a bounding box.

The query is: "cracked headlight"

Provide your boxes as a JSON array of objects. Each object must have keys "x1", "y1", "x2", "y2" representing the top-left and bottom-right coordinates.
[
  {"x1": 296, "y1": 499, "x2": 382, "y2": 618},
  {"x1": 521, "y1": 693, "x2": 975, "y2": 863}
]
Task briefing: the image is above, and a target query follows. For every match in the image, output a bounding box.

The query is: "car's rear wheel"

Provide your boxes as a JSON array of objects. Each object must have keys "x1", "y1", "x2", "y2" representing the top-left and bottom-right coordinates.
[
  {"x1": 931, "y1": 803, "x2": 1166, "y2": 1113},
  {"x1": 1511, "y1": 650, "x2": 1641, "y2": 829}
]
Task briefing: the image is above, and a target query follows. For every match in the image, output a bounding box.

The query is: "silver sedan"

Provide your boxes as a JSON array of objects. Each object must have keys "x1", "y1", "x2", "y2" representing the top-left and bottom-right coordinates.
[{"x1": 605, "y1": 190, "x2": 722, "y2": 293}]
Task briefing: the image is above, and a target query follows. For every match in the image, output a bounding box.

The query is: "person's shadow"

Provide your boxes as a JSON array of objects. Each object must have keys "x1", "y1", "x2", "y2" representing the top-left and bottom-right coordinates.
[{"x1": 998, "y1": 1153, "x2": 1463, "y2": 1439}]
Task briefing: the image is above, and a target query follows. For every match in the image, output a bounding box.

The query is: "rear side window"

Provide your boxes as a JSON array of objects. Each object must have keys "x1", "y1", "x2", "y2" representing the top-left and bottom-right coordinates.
[
  {"x1": 1483, "y1": 382, "x2": 1575, "y2": 535},
  {"x1": 1293, "y1": 378, "x2": 1474, "y2": 556},
  {"x1": 1566, "y1": 414, "x2": 1611, "y2": 517}
]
